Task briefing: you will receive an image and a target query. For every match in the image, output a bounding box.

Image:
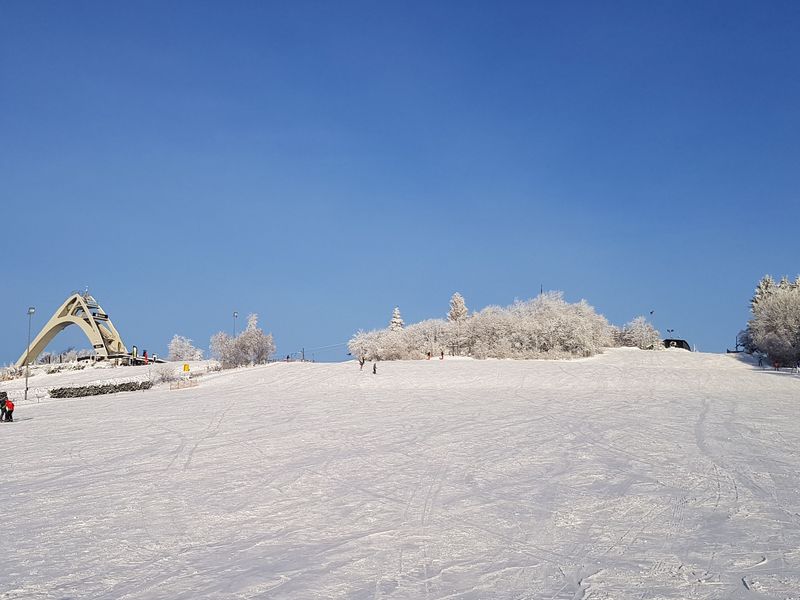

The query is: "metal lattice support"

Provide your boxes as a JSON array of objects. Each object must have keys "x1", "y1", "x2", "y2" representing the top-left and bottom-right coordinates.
[{"x1": 16, "y1": 293, "x2": 129, "y2": 368}]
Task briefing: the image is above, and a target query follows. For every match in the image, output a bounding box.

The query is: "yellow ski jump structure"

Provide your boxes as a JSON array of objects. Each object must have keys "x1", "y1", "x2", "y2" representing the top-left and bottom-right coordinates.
[{"x1": 16, "y1": 292, "x2": 129, "y2": 368}]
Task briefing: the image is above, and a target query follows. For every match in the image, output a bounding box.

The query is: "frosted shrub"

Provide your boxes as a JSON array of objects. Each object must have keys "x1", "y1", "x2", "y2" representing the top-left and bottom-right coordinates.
[
  {"x1": 0, "y1": 367, "x2": 21, "y2": 381},
  {"x1": 153, "y1": 363, "x2": 178, "y2": 384}
]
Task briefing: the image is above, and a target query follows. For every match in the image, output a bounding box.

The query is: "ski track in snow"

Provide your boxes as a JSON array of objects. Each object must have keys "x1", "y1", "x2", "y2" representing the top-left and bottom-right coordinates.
[{"x1": 2, "y1": 349, "x2": 800, "y2": 599}]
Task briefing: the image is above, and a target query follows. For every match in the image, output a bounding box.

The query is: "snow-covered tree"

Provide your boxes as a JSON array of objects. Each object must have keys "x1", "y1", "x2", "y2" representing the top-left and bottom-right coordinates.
[
  {"x1": 389, "y1": 307, "x2": 404, "y2": 331},
  {"x1": 237, "y1": 314, "x2": 275, "y2": 365},
  {"x1": 749, "y1": 285, "x2": 800, "y2": 366},
  {"x1": 210, "y1": 314, "x2": 275, "y2": 369},
  {"x1": 446, "y1": 292, "x2": 470, "y2": 355},
  {"x1": 210, "y1": 332, "x2": 237, "y2": 369},
  {"x1": 348, "y1": 330, "x2": 377, "y2": 365},
  {"x1": 168, "y1": 334, "x2": 204, "y2": 361},
  {"x1": 404, "y1": 319, "x2": 445, "y2": 358},
  {"x1": 751, "y1": 275, "x2": 776, "y2": 313},
  {"x1": 736, "y1": 328, "x2": 757, "y2": 353},
  {"x1": 448, "y1": 292, "x2": 469, "y2": 322},
  {"x1": 620, "y1": 316, "x2": 661, "y2": 350}
]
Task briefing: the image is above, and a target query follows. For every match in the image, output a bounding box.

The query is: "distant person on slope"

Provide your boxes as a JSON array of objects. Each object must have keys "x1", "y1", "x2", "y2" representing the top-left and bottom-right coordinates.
[
  {"x1": 0, "y1": 393, "x2": 7, "y2": 421},
  {"x1": 372, "y1": 362, "x2": 377, "y2": 375}
]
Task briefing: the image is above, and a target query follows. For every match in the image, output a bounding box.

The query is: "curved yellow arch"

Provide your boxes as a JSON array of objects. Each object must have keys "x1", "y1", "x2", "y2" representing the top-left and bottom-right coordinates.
[{"x1": 16, "y1": 293, "x2": 128, "y2": 367}]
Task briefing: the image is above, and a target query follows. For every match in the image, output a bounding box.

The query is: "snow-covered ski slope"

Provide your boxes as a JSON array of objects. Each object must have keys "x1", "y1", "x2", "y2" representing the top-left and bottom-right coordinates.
[{"x1": 2, "y1": 349, "x2": 799, "y2": 599}]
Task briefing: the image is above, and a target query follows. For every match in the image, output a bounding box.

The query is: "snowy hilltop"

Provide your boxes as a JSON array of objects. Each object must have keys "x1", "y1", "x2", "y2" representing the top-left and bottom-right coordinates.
[{"x1": 2, "y1": 349, "x2": 799, "y2": 598}]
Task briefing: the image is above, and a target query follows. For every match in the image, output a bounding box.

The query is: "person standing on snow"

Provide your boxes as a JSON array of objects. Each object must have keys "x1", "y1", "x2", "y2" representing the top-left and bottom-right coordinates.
[
  {"x1": 0, "y1": 392, "x2": 7, "y2": 421},
  {"x1": 1, "y1": 398, "x2": 14, "y2": 422}
]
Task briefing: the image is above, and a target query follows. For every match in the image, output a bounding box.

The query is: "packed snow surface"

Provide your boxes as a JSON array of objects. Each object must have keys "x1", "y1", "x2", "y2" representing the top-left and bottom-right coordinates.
[{"x1": 2, "y1": 349, "x2": 800, "y2": 599}]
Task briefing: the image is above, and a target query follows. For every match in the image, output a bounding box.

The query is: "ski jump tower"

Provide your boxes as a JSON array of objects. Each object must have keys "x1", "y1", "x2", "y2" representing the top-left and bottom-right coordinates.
[{"x1": 16, "y1": 292, "x2": 129, "y2": 368}]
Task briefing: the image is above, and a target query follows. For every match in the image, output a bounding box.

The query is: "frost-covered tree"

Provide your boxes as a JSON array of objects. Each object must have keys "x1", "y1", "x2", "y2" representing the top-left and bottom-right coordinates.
[
  {"x1": 751, "y1": 275, "x2": 776, "y2": 313},
  {"x1": 749, "y1": 285, "x2": 800, "y2": 366},
  {"x1": 210, "y1": 332, "x2": 237, "y2": 369},
  {"x1": 448, "y1": 292, "x2": 469, "y2": 322},
  {"x1": 744, "y1": 274, "x2": 800, "y2": 355},
  {"x1": 237, "y1": 314, "x2": 275, "y2": 365},
  {"x1": 168, "y1": 334, "x2": 204, "y2": 361},
  {"x1": 446, "y1": 292, "x2": 470, "y2": 355},
  {"x1": 404, "y1": 319, "x2": 444, "y2": 358},
  {"x1": 736, "y1": 328, "x2": 757, "y2": 354},
  {"x1": 210, "y1": 314, "x2": 275, "y2": 369},
  {"x1": 348, "y1": 329, "x2": 381, "y2": 363},
  {"x1": 348, "y1": 328, "x2": 409, "y2": 362},
  {"x1": 609, "y1": 325, "x2": 624, "y2": 347},
  {"x1": 348, "y1": 330, "x2": 373, "y2": 367},
  {"x1": 389, "y1": 307, "x2": 405, "y2": 331},
  {"x1": 620, "y1": 316, "x2": 661, "y2": 350}
]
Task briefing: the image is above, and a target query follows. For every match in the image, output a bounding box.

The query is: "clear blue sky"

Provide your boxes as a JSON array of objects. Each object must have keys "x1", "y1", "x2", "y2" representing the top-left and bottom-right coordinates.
[{"x1": 2, "y1": 1, "x2": 799, "y2": 363}]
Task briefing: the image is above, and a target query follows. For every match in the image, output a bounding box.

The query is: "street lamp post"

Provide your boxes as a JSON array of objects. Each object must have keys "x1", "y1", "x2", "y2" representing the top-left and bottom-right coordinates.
[
  {"x1": 233, "y1": 311, "x2": 238, "y2": 337},
  {"x1": 24, "y1": 306, "x2": 35, "y2": 402}
]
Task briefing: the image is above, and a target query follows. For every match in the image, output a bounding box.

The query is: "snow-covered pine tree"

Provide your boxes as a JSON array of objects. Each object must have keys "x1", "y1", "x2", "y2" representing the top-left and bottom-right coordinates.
[
  {"x1": 751, "y1": 275, "x2": 776, "y2": 313},
  {"x1": 389, "y1": 307, "x2": 405, "y2": 331},
  {"x1": 448, "y1": 292, "x2": 469, "y2": 322}
]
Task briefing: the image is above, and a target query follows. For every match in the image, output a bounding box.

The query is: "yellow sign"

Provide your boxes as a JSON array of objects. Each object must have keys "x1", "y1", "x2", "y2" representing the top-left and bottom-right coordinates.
[{"x1": 183, "y1": 363, "x2": 190, "y2": 372}]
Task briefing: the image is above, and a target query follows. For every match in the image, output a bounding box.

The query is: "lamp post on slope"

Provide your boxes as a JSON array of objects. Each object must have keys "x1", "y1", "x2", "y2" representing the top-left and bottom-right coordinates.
[
  {"x1": 24, "y1": 306, "x2": 35, "y2": 402},
  {"x1": 233, "y1": 311, "x2": 238, "y2": 338}
]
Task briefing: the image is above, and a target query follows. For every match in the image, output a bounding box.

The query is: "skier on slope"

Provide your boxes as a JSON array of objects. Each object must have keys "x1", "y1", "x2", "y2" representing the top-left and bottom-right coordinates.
[{"x1": 0, "y1": 392, "x2": 7, "y2": 421}]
